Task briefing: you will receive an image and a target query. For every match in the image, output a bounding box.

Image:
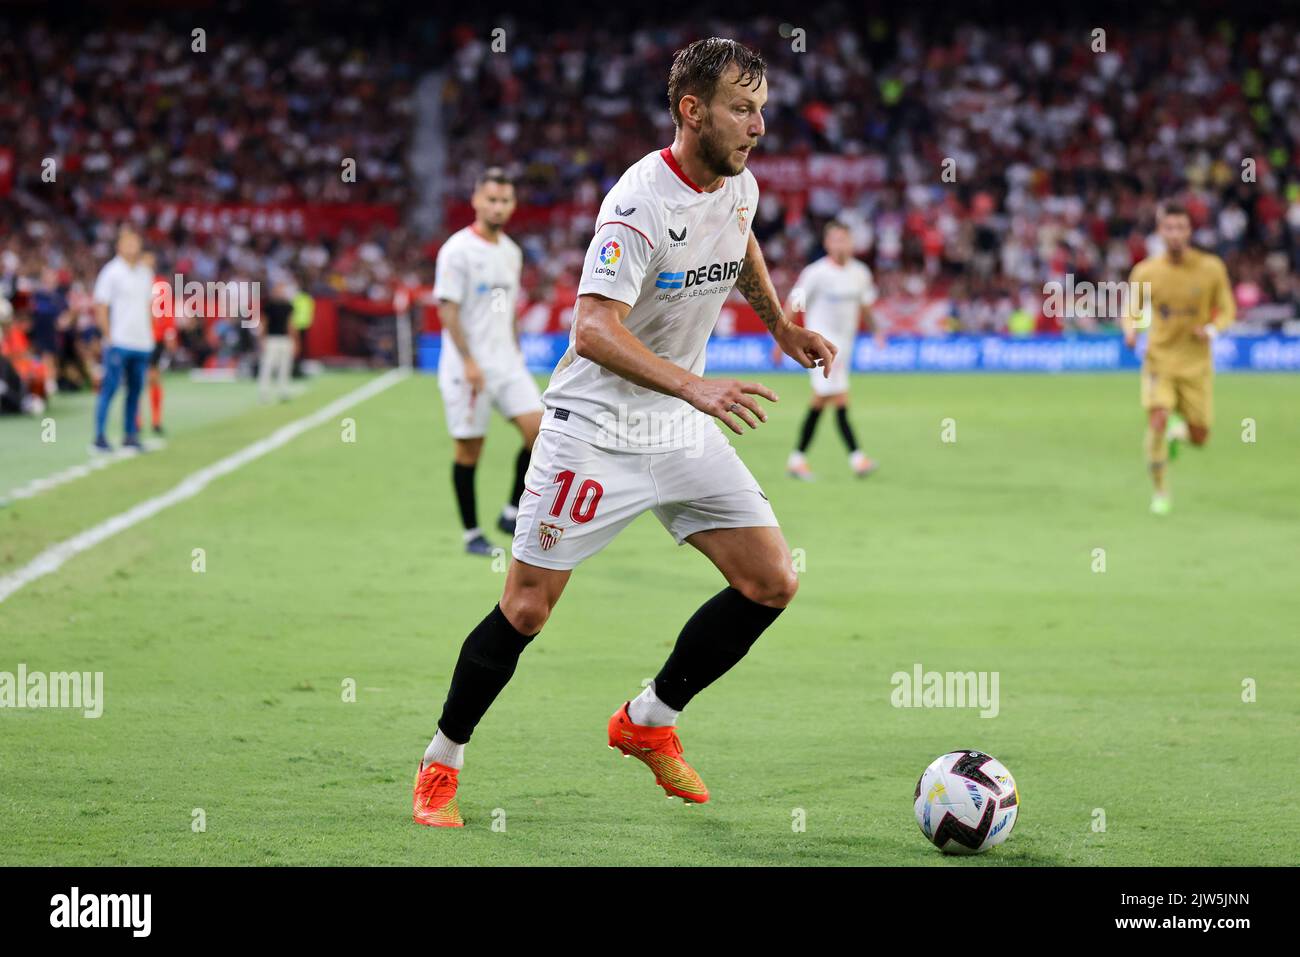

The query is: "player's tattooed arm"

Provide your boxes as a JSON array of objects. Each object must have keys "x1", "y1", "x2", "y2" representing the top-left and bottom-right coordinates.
[
  {"x1": 739, "y1": 233, "x2": 838, "y2": 377},
  {"x1": 735, "y1": 231, "x2": 786, "y2": 334}
]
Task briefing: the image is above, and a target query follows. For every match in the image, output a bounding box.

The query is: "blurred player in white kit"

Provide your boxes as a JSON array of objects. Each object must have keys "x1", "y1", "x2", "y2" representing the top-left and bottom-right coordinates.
[
  {"x1": 433, "y1": 168, "x2": 544, "y2": 556},
  {"x1": 783, "y1": 219, "x2": 883, "y2": 481}
]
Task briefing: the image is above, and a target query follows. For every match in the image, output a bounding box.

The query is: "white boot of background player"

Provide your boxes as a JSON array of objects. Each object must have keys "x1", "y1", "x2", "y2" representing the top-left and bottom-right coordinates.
[{"x1": 786, "y1": 450, "x2": 815, "y2": 481}]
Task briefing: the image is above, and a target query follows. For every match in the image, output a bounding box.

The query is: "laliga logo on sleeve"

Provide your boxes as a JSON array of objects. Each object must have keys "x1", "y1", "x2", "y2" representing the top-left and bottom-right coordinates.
[{"x1": 592, "y1": 239, "x2": 622, "y2": 283}]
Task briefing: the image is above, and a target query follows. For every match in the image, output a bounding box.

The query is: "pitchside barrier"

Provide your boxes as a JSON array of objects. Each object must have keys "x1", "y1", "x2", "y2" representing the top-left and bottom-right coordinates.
[{"x1": 417, "y1": 333, "x2": 1300, "y2": 374}]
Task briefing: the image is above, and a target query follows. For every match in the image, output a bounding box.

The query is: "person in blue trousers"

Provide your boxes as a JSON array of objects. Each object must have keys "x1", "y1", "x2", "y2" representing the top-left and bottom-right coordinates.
[{"x1": 91, "y1": 226, "x2": 156, "y2": 452}]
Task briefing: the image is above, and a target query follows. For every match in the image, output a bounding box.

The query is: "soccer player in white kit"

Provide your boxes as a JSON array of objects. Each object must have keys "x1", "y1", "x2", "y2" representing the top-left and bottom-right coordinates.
[
  {"x1": 784, "y1": 220, "x2": 883, "y2": 481},
  {"x1": 434, "y1": 168, "x2": 544, "y2": 556},
  {"x1": 413, "y1": 39, "x2": 838, "y2": 826}
]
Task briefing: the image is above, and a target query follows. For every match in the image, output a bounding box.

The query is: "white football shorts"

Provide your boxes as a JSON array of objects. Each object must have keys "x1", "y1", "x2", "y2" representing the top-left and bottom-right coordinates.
[
  {"x1": 440, "y1": 364, "x2": 543, "y2": 439},
  {"x1": 511, "y1": 422, "x2": 779, "y2": 570},
  {"x1": 809, "y1": 333, "x2": 853, "y2": 397}
]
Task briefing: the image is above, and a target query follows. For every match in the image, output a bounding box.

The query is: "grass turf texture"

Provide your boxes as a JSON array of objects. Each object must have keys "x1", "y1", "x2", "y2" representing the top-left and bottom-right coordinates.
[{"x1": 0, "y1": 370, "x2": 1297, "y2": 866}]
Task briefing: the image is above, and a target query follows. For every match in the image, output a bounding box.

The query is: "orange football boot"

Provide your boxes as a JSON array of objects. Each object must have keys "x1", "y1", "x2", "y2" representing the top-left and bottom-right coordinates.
[
  {"x1": 412, "y1": 761, "x2": 464, "y2": 827},
  {"x1": 607, "y1": 702, "x2": 710, "y2": 803}
]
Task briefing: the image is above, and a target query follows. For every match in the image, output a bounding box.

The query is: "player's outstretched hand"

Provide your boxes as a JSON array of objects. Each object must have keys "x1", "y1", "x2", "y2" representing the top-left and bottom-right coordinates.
[
  {"x1": 774, "y1": 322, "x2": 837, "y2": 378},
  {"x1": 681, "y1": 377, "x2": 779, "y2": 435}
]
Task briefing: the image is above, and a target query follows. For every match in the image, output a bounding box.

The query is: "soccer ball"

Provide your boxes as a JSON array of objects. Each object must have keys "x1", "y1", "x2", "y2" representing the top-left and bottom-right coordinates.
[{"x1": 914, "y1": 750, "x2": 1019, "y2": 854}]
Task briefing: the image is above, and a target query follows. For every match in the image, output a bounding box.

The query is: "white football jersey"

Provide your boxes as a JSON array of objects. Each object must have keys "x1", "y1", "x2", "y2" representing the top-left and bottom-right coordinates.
[
  {"x1": 792, "y1": 255, "x2": 877, "y2": 344},
  {"x1": 433, "y1": 226, "x2": 526, "y2": 380},
  {"x1": 544, "y1": 148, "x2": 759, "y2": 451}
]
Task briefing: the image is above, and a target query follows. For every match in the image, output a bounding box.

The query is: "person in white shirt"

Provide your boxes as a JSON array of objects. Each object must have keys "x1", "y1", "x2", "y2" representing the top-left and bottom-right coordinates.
[
  {"x1": 434, "y1": 168, "x2": 544, "y2": 556},
  {"x1": 783, "y1": 220, "x2": 884, "y2": 480},
  {"x1": 413, "y1": 38, "x2": 836, "y2": 826},
  {"x1": 91, "y1": 225, "x2": 155, "y2": 452}
]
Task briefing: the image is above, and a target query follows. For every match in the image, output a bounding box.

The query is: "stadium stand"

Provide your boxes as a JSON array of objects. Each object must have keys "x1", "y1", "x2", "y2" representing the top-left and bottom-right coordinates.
[{"x1": 1, "y1": 8, "x2": 1298, "y2": 407}]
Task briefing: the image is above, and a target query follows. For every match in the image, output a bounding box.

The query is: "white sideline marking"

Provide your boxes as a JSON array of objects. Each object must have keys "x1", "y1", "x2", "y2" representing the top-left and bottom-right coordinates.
[
  {"x1": 0, "y1": 369, "x2": 408, "y2": 604},
  {"x1": 1, "y1": 443, "x2": 158, "y2": 507}
]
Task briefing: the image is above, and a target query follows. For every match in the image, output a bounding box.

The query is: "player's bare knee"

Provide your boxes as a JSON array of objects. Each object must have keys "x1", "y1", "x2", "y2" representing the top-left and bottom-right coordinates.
[
  {"x1": 513, "y1": 415, "x2": 542, "y2": 449},
  {"x1": 769, "y1": 569, "x2": 799, "y2": 608},
  {"x1": 1149, "y1": 409, "x2": 1169, "y2": 432},
  {"x1": 738, "y1": 568, "x2": 798, "y2": 609},
  {"x1": 453, "y1": 439, "x2": 484, "y2": 466},
  {"x1": 499, "y1": 591, "x2": 550, "y2": 636}
]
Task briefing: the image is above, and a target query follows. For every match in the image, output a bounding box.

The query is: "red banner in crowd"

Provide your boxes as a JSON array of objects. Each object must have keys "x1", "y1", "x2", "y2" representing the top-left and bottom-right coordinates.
[
  {"x1": 94, "y1": 201, "x2": 399, "y2": 238},
  {"x1": 0, "y1": 148, "x2": 13, "y2": 198},
  {"x1": 745, "y1": 153, "x2": 888, "y2": 194},
  {"x1": 442, "y1": 201, "x2": 590, "y2": 232}
]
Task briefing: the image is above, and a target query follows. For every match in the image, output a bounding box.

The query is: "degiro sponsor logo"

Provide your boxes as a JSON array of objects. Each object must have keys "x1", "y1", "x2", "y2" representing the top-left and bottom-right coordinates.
[{"x1": 655, "y1": 258, "x2": 743, "y2": 290}]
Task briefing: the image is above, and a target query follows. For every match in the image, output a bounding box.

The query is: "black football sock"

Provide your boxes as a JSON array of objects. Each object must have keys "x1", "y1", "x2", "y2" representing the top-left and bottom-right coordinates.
[
  {"x1": 437, "y1": 604, "x2": 538, "y2": 743},
  {"x1": 452, "y1": 462, "x2": 478, "y2": 531},
  {"x1": 796, "y1": 407, "x2": 822, "y2": 453},
  {"x1": 509, "y1": 447, "x2": 530, "y2": 508},
  {"x1": 652, "y1": 587, "x2": 785, "y2": 711},
  {"x1": 835, "y1": 406, "x2": 859, "y2": 452}
]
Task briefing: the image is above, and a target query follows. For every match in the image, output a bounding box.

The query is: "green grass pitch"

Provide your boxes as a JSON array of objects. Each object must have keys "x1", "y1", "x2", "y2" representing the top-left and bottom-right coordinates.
[{"x1": 1, "y1": 369, "x2": 1297, "y2": 866}]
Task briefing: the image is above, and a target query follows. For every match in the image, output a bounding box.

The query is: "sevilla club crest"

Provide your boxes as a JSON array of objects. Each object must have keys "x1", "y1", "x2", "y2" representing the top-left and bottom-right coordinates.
[
  {"x1": 538, "y1": 522, "x2": 564, "y2": 551},
  {"x1": 737, "y1": 205, "x2": 749, "y2": 235}
]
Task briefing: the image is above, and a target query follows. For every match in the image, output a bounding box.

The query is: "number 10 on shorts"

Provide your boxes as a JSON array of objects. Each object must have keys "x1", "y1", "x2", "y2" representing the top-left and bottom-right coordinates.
[{"x1": 549, "y1": 470, "x2": 604, "y2": 524}]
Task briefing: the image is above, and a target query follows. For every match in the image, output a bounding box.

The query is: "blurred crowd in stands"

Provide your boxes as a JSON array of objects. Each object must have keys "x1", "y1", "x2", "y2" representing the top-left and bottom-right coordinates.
[
  {"x1": 1, "y1": 19, "x2": 417, "y2": 207},
  {"x1": 0, "y1": 13, "x2": 431, "y2": 411},
  {"x1": 441, "y1": 11, "x2": 1300, "y2": 332},
  {"x1": 4, "y1": 8, "x2": 1300, "y2": 413}
]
